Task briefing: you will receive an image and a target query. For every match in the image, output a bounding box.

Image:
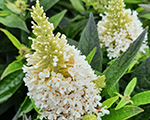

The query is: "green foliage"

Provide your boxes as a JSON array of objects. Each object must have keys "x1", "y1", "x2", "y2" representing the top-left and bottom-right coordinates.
[
  {"x1": 124, "y1": 0, "x2": 142, "y2": 4},
  {"x1": 40, "y1": 0, "x2": 59, "y2": 12},
  {"x1": 115, "y1": 78, "x2": 136, "y2": 110},
  {"x1": 70, "y1": 0, "x2": 85, "y2": 12},
  {"x1": 131, "y1": 57, "x2": 150, "y2": 93},
  {"x1": 131, "y1": 91, "x2": 150, "y2": 106},
  {"x1": 102, "y1": 96, "x2": 119, "y2": 109},
  {"x1": 124, "y1": 78, "x2": 137, "y2": 96},
  {"x1": 0, "y1": 70, "x2": 24, "y2": 104},
  {"x1": 78, "y1": 13, "x2": 102, "y2": 72},
  {"x1": 1, "y1": 60, "x2": 23, "y2": 80},
  {"x1": 0, "y1": 28, "x2": 24, "y2": 50},
  {"x1": 63, "y1": 19, "x2": 88, "y2": 39},
  {"x1": 128, "y1": 105, "x2": 150, "y2": 120},
  {"x1": 49, "y1": 10, "x2": 67, "y2": 29},
  {"x1": 102, "y1": 106, "x2": 144, "y2": 120},
  {"x1": 0, "y1": 13, "x2": 29, "y2": 32},
  {"x1": 67, "y1": 38, "x2": 79, "y2": 48},
  {"x1": 85, "y1": 47, "x2": 96, "y2": 64},
  {"x1": 18, "y1": 96, "x2": 33, "y2": 117},
  {"x1": 0, "y1": 10, "x2": 11, "y2": 16}
]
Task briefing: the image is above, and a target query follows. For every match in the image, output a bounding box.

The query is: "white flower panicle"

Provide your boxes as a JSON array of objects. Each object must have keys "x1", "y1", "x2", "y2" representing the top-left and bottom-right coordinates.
[
  {"x1": 97, "y1": 0, "x2": 148, "y2": 59},
  {"x1": 22, "y1": 0, "x2": 109, "y2": 119}
]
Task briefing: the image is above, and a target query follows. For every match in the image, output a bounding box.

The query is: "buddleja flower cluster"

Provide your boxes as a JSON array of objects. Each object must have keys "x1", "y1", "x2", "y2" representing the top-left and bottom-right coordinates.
[
  {"x1": 22, "y1": 0, "x2": 109, "y2": 120},
  {"x1": 97, "y1": 0, "x2": 148, "y2": 59}
]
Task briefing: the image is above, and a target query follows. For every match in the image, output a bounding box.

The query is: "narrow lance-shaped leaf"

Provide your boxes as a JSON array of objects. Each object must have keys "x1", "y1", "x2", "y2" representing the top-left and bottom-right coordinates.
[
  {"x1": 85, "y1": 47, "x2": 96, "y2": 64},
  {"x1": 124, "y1": 0, "x2": 142, "y2": 4},
  {"x1": 18, "y1": 96, "x2": 33, "y2": 117},
  {"x1": 108, "y1": 86, "x2": 119, "y2": 98},
  {"x1": 1, "y1": 60, "x2": 23, "y2": 80},
  {"x1": 115, "y1": 97, "x2": 131, "y2": 110},
  {"x1": 101, "y1": 27, "x2": 148, "y2": 96},
  {"x1": 0, "y1": 70, "x2": 24, "y2": 104},
  {"x1": 0, "y1": 13, "x2": 29, "y2": 33},
  {"x1": 78, "y1": 13, "x2": 102, "y2": 72},
  {"x1": 131, "y1": 91, "x2": 150, "y2": 106},
  {"x1": 30, "y1": 98, "x2": 41, "y2": 112},
  {"x1": 64, "y1": 19, "x2": 88, "y2": 39},
  {"x1": 49, "y1": 10, "x2": 67, "y2": 29},
  {"x1": 115, "y1": 78, "x2": 136, "y2": 110},
  {"x1": 102, "y1": 96, "x2": 119, "y2": 109},
  {"x1": 124, "y1": 77, "x2": 137, "y2": 96},
  {"x1": 140, "y1": 13, "x2": 150, "y2": 20},
  {"x1": 0, "y1": 10, "x2": 11, "y2": 16},
  {"x1": 40, "y1": 0, "x2": 59, "y2": 12},
  {"x1": 0, "y1": 28, "x2": 24, "y2": 50},
  {"x1": 70, "y1": 0, "x2": 85, "y2": 12},
  {"x1": 131, "y1": 56, "x2": 150, "y2": 93},
  {"x1": 102, "y1": 106, "x2": 144, "y2": 120}
]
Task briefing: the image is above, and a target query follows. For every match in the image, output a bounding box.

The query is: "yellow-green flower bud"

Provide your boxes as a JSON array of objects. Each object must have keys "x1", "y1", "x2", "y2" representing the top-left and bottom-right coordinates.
[
  {"x1": 92, "y1": 75, "x2": 106, "y2": 92},
  {"x1": 83, "y1": 114, "x2": 97, "y2": 120},
  {"x1": 15, "y1": 0, "x2": 28, "y2": 12}
]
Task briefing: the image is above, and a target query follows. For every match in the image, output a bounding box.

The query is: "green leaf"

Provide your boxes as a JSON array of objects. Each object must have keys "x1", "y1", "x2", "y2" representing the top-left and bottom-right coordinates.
[
  {"x1": 115, "y1": 78, "x2": 137, "y2": 110},
  {"x1": 124, "y1": 0, "x2": 142, "y2": 4},
  {"x1": 64, "y1": 19, "x2": 88, "y2": 38},
  {"x1": 138, "y1": 4, "x2": 150, "y2": 11},
  {"x1": 1, "y1": 60, "x2": 23, "y2": 80},
  {"x1": 108, "y1": 86, "x2": 119, "y2": 97},
  {"x1": 67, "y1": 38, "x2": 78, "y2": 48},
  {"x1": 70, "y1": 0, "x2": 85, "y2": 12},
  {"x1": 136, "y1": 7, "x2": 144, "y2": 13},
  {"x1": 124, "y1": 78, "x2": 137, "y2": 96},
  {"x1": 40, "y1": 0, "x2": 59, "y2": 12},
  {"x1": 131, "y1": 56, "x2": 150, "y2": 93},
  {"x1": 78, "y1": 13, "x2": 102, "y2": 72},
  {"x1": 94, "y1": 70, "x2": 102, "y2": 76},
  {"x1": 49, "y1": 10, "x2": 67, "y2": 29},
  {"x1": 5, "y1": 0, "x2": 21, "y2": 14},
  {"x1": 0, "y1": 10, "x2": 11, "y2": 16},
  {"x1": 31, "y1": 98, "x2": 41, "y2": 112},
  {"x1": 101, "y1": 27, "x2": 148, "y2": 96},
  {"x1": 0, "y1": 70, "x2": 24, "y2": 104},
  {"x1": 128, "y1": 105, "x2": 150, "y2": 120},
  {"x1": 140, "y1": 13, "x2": 150, "y2": 19},
  {"x1": 0, "y1": 28, "x2": 24, "y2": 50},
  {"x1": 85, "y1": 47, "x2": 96, "y2": 64},
  {"x1": 0, "y1": 13, "x2": 29, "y2": 33},
  {"x1": 18, "y1": 96, "x2": 33, "y2": 117},
  {"x1": 102, "y1": 96, "x2": 119, "y2": 109},
  {"x1": 131, "y1": 91, "x2": 150, "y2": 106},
  {"x1": 0, "y1": 0, "x2": 8, "y2": 10},
  {"x1": 126, "y1": 60, "x2": 137, "y2": 73},
  {"x1": 115, "y1": 97, "x2": 131, "y2": 110},
  {"x1": 102, "y1": 106, "x2": 144, "y2": 120}
]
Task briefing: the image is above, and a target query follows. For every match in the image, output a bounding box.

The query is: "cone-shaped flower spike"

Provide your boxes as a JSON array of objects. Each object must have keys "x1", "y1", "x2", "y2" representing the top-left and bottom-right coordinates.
[{"x1": 23, "y1": 0, "x2": 109, "y2": 119}]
